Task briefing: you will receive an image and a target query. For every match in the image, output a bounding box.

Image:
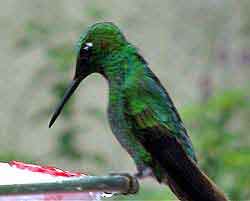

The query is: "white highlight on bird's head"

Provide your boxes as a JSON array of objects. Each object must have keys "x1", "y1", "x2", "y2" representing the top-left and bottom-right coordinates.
[{"x1": 84, "y1": 42, "x2": 93, "y2": 50}]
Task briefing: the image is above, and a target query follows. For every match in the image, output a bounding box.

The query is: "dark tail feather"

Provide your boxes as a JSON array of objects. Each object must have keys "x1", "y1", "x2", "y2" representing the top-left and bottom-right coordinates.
[
  {"x1": 165, "y1": 170, "x2": 227, "y2": 201},
  {"x1": 145, "y1": 135, "x2": 228, "y2": 201}
]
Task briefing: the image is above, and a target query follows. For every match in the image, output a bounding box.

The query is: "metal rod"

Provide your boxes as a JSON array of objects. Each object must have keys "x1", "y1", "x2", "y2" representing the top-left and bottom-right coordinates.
[{"x1": 0, "y1": 174, "x2": 139, "y2": 196}]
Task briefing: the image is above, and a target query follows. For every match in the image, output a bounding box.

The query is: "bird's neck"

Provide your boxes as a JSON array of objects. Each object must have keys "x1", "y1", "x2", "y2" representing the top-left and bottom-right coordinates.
[
  {"x1": 101, "y1": 45, "x2": 146, "y2": 89},
  {"x1": 100, "y1": 46, "x2": 147, "y2": 106}
]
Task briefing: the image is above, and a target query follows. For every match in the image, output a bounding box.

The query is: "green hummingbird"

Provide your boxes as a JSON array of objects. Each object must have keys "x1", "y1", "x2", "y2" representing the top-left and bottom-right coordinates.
[{"x1": 49, "y1": 22, "x2": 228, "y2": 201}]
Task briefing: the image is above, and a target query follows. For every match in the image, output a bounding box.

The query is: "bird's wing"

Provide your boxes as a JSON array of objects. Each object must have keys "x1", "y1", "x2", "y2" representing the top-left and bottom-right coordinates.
[
  {"x1": 124, "y1": 74, "x2": 228, "y2": 201},
  {"x1": 124, "y1": 74, "x2": 197, "y2": 162}
]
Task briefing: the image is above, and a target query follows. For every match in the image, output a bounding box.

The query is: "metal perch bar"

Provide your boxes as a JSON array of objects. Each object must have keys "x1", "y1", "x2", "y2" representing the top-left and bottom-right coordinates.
[{"x1": 0, "y1": 174, "x2": 139, "y2": 196}]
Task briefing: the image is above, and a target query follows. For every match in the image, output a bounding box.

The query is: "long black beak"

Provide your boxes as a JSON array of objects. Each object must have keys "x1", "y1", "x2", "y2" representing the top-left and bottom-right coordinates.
[{"x1": 49, "y1": 78, "x2": 81, "y2": 128}]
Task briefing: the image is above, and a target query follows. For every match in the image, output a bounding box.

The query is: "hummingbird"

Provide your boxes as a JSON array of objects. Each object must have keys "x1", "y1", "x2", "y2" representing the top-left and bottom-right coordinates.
[{"x1": 49, "y1": 22, "x2": 228, "y2": 201}]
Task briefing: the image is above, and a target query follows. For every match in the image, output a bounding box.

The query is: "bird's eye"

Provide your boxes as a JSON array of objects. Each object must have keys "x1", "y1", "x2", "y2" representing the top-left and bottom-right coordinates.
[
  {"x1": 79, "y1": 42, "x2": 93, "y2": 59},
  {"x1": 83, "y1": 42, "x2": 93, "y2": 51}
]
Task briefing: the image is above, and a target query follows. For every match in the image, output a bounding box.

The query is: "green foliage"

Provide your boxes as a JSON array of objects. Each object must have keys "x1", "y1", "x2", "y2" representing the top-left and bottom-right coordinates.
[
  {"x1": 110, "y1": 185, "x2": 174, "y2": 201},
  {"x1": 0, "y1": 152, "x2": 34, "y2": 164},
  {"x1": 15, "y1": 20, "x2": 50, "y2": 49},
  {"x1": 182, "y1": 88, "x2": 250, "y2": 200},
  {"x1": 57, "y1": 129, "x2": 82, "y2": 160},
  {"x1": 86, "y1": 107, "x2": 105, "y2": 121},
  {"x1": 47, "y1": 45, "x2": 75, "y2": 72}
]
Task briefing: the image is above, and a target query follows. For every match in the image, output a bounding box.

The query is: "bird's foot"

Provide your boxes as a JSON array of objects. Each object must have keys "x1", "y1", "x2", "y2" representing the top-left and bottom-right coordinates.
[
  {"x1": 106, "y1": 172, "x2": 139, "y2": 196},
  {"x1": 134, "y1": 167, "x2": 153, "y2": 180}
]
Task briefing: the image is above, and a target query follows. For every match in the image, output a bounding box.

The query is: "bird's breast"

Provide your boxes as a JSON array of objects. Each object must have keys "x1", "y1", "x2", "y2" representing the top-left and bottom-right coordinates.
[{"x1": 107, "y1": 100, "x2": 127, "y2": 135}]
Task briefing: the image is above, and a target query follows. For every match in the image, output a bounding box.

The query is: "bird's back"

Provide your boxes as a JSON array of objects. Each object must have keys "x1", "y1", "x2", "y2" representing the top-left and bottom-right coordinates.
[{"x1": 123, "y1": 65, "x2": 197, "y2": 162}]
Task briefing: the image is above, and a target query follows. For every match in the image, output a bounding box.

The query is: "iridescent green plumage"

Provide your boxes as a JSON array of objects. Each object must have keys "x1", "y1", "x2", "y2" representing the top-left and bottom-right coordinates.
[{"x1": 49, "y1": 22, "x2": 228, "y2": 201}]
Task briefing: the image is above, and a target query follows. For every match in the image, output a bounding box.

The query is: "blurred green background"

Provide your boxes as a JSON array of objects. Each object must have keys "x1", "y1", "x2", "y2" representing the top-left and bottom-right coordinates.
[{"x1": 0, "y1": 0, "x2": 250, "y2": 200}]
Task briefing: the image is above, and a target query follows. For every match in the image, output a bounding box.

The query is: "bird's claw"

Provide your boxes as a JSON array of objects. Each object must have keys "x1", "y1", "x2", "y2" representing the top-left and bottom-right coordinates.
[
  {"x1": 108, "y1": 172, "x2": 139, "y2": 195},
  {"x1": 134, "y1": 167, "x2": 153, "y2": 179}
]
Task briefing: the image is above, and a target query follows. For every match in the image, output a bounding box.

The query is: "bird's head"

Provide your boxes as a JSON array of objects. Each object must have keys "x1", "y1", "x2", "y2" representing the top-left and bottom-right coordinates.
[
  {"x1": 77, "y1": 22, "x2": 127, "y2": 59},
  {"x1": 49, "y1": 22, "x2": 127, "y2": 127}
]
